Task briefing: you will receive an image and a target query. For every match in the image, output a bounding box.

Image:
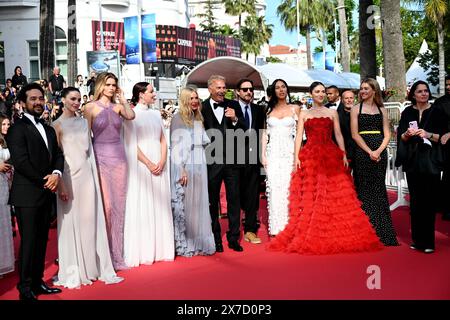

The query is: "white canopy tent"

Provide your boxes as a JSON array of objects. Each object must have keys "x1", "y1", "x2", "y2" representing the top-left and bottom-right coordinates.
[
  {"x1": 182, "y1": 56, "x2": 268, "y2": 90},
  {"x1": 406, "y1": 40, "x2": 439, "y2": 95}
]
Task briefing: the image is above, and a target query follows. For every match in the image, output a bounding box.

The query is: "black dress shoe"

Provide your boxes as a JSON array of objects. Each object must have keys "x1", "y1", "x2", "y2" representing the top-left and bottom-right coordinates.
[
  {"x1": 228, "y1": 241, "x2": 243, "y2": 252},
  {"x1": 19, "y1": 290, "x2": 38, "y2": 301},
  {"x1": 215, "y1": 243, "x2": 224, "y2": 252},
  {"x1": 33, "y1": 282, "x2": 62, "y2": 295}
]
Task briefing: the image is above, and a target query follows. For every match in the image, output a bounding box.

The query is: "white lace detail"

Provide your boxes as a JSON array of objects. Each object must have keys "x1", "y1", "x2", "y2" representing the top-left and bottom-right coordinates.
[{"x1": 265, "y1": 115, "x2": 296, "y2": 235}]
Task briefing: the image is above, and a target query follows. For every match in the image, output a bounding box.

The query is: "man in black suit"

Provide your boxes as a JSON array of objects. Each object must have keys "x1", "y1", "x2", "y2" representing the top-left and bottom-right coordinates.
[
  {"x1": 235, "y1": 78, "x2": 266, "y2": 244},
  {"x1": 6, "y1": 83, "x2": 64, "y2": 300},
  {"x1": 202, "y1": 75, "x2": 246, "y2": 252},
  {"x1": 325, "y1": 85, "x2": 343, "y2": 110},
  {"x1": 337, "y1": 89, "x2": 357, "y2": 169}
]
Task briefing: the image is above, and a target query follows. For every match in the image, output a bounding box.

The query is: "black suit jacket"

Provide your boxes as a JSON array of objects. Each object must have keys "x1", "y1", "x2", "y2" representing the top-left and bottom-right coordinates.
[
  {"x1": 336, "y1": 103, "x2": 355, "y2": 160},
  {"x1": 6, "y1": 115, "x2": 64, "y2": 207},
  {"x1": 201, "y1": 98, "x2": 246, "y2": 171},
  {"x1": 237, "y1": 101, "x2": 266, "y2": 166}
]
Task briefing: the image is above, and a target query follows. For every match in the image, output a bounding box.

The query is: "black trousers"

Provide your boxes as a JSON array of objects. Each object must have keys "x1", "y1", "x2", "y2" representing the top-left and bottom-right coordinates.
[
  {"x1": 441, "y1": 145, "x2": 450, "y2": 214},
  {"x1": 406, "y1": 171, "x2": 440, "y2": 250},
  {"x1": 208, "y1": 165, "x2": 241, "y2": 244},
  {"x1": 15, "y1": 198, "x2": 53, "y2": 293},
  {"x1": 240, "y1": 164, "x2": 261, "y2": 233}
]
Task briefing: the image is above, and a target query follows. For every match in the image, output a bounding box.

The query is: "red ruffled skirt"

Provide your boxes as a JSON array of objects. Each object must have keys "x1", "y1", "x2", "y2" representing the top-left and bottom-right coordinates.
[{"x1": 268, "y1": 128, "x2": 383, "y2": 255}]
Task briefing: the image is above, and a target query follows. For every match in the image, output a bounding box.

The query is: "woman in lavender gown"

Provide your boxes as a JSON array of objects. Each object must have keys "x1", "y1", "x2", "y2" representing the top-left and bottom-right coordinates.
[{"x1": 84, "y1": 73, "x2": 135, "y2": 270}]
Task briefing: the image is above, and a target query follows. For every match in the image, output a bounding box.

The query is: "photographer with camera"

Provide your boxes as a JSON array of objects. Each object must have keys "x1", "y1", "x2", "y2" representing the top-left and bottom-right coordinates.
[{"x1": 48, "y1": 66, "x2": 66, "y2": 104}]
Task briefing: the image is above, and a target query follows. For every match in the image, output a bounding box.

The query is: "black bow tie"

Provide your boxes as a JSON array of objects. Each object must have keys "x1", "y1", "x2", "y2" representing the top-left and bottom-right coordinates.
[
  {"x1": 213, "y1": 102, "x2": 223, "y2": 110},
  {"x1": 328, "y1": 103, "x2": 336, "y2": 106},
  {"x1": 34, "y1": 116, "x2": 45, "y2": 125}
]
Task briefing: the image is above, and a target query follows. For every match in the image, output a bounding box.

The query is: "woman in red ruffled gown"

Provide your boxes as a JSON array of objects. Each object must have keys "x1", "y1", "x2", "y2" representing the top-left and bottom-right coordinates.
[{"x1": 268, "y1": 81, "x2": 383, "y2": 254}]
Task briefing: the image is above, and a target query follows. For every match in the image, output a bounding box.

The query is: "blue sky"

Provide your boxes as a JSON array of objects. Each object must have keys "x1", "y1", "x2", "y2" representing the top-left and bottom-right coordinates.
[{"x1": 266, "y1": 0, "x2": 302, "y2": 47}]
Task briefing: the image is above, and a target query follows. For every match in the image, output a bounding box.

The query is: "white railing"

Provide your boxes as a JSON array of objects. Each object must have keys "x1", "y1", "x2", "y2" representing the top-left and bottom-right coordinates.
[{"x1": 384, "y1": 102, "x2": 410, "y2": 210}]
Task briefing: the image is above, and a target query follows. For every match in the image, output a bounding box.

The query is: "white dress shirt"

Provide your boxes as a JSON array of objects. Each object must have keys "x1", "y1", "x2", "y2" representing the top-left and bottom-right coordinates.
[
  {"x1": 210, "y1": 98, "x2": 224, "y2": 124},
  {"x1": 23, "y1": 112, "x2": 62, "y2": 177}
]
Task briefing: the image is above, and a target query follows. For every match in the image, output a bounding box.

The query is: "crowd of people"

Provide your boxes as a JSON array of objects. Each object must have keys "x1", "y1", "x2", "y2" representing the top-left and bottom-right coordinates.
[{"x1": 0, "y1": 69, "x2": 449, "y2": 300}]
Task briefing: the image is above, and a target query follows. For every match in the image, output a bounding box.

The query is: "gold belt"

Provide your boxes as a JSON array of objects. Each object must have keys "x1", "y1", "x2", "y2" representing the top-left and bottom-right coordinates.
[{"x1": 359, "y1": 130, "x2": 381, "y2": 134}]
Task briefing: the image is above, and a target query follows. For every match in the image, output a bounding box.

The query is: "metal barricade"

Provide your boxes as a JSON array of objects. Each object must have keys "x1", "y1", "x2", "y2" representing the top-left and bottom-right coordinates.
[{"x1": 384, "y1": 102, "x2": 410, "y2": 210}]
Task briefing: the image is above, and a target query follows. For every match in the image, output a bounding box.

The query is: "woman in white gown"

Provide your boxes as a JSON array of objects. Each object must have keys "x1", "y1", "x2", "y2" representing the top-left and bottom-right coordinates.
[
  {"x1": 53, "y1": 87, "x2": 123, "y2": 289},
  {"x1": 123, "y1": 82, "x2": 174, "y2": 267},
  {"x1": 0, "y1": 115, "x2": 14, "y2": 277},
  {"x1": 262, "y1": 79, "x2": 300, "y2": 236}
]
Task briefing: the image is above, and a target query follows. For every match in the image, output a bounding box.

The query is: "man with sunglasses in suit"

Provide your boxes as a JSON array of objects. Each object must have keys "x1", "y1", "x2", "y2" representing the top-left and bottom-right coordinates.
[{"x1": 235, "y1": 79, "x2": 266, "y2": 245}]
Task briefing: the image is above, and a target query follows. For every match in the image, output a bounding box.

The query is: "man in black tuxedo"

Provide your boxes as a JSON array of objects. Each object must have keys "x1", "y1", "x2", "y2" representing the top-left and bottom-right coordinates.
[
  {"x1": 7, "y1": 83, "x2": 64, "y2": 300},
  {"x1": 235, "y1": 78, "x2": 266, "y2": 245},
  {"x1": 337, "y1": 90, "x2": 357, "y2": 169},
  {"x1": 325, "y1": 85, "x2": 343, "y2": 110},
  {"x1": 202, "y1": 75, "x2": 246, "y2": 252}
]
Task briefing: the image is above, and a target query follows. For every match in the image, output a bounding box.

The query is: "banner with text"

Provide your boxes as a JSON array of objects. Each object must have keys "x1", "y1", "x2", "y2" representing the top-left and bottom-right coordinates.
[{"x1": 91, "y1": 21, "x2": 125, "y2": 57}]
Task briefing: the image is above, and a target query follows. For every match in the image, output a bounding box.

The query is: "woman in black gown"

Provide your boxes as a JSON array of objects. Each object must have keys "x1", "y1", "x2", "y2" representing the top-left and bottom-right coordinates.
[{"x1": 350, "y1": 78, "x2": 399, "y2": 246}]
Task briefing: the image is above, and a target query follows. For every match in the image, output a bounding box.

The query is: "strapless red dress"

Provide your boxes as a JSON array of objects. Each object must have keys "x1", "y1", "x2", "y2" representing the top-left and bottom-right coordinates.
[{"x1": 268, "y1": 117, "x2": 383, "y2": 254}]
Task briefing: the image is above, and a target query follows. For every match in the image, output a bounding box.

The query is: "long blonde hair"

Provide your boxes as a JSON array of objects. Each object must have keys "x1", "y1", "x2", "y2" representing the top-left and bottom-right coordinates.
[
  {"x1": 93, "y1": 72, "x2": 119, "y2": 102},
  {"x1": 178, "y1": 86, "x2": 203, "y2": 127},
  {"x1": 360, "y1": 78, "x2": 384, "y2": 109}
]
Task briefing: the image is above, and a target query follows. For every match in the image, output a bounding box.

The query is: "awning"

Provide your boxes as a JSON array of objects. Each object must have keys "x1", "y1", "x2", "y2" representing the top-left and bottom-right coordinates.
[{"x1": 182, "y1": 56, "x2": 268, "y2": 90}]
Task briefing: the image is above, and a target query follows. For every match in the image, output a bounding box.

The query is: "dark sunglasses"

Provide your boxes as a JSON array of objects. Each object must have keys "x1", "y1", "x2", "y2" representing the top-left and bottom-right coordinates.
[{"x1": 240, "y1": 87, "x2": 254, "y2": 92}]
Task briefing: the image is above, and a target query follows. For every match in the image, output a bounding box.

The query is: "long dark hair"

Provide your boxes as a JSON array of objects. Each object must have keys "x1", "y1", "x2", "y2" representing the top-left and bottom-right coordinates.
[
  {"x1": 309, "y1": 81, "x2": 325, "y2": 94},
  {"x1": 408, "y1": 80, "x2": 431, "y2": 105},
  {"x1": 267, "y1": 79, "x2": 291, "y2": 114},
  {"x1": 131, "y1": 82, "x2": 150, "y2": 105},
  {"x1": 61, "y1": 87, "x2": 80, "y2": 98}
]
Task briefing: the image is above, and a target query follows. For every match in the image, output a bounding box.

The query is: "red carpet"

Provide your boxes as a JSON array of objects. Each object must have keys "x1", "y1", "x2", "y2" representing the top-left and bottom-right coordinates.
[{"x1": 1, "y1": 192, "x2": 449, "y2": 300}]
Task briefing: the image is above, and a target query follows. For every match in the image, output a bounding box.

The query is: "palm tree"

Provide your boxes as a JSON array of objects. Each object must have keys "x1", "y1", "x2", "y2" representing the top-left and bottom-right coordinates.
[
  {"x1": 421, "y1": 0, "x2": 448, "y2": 96},
  {"x1": 67, "y1": 0, "x2": 77, "y2": 86},
  {"x1": 277, "y1": 0, "x2": 330, "y2": 70},
  {"x1": 313, "y1": 2, "x2": 334, "y2": 70},
  {"x1": 40, "y1": 0, "x2": 56, "y2": 80},
  {"x1": 217, "y1": 24, "x2": 239, "y2": 37},
  {"x1": 337, "y1": 0, "x2": 350, "y2": 72},
  {"x1": 197, "y1": 0, "x2": 219, "y2": 33},
  {"x1": 380, "y1": 0, "x2": 407, "y2": 102},
  {"x1": 240, "y1": 14, "x2": 273, "y2": 63},
  {"x1": 222, "y1": 0, "x2": 256, "y2": 30},
  {"x1": 359, "y1": 0, "x2": 377, "y2": 79}
]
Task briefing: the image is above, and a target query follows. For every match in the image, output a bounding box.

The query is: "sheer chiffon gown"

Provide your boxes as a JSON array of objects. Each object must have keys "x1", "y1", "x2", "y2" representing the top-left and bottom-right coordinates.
[
  {"x1": 0, "y1": 148, "x2": 14, "y2": 276},
  {"x1": 268, "y1": 117, "x2": 383, "y2": 254},
  {"x1": 54, "y1": 117, "x2": 123, "y2": 288},
  {"x1": 92, "y1": 101, "x2": 128, "y2": 270}
]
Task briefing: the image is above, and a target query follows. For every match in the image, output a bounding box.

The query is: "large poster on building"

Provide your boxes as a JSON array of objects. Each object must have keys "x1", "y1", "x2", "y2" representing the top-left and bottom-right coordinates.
[
  {"x1": 86, "y1": 50, "x2": 121, "y2": 78},
  {"x1": 92, "y1": 21, "x2": 125, "y2": 57},
  {"x1": 176, "y1": 26, "x2": 196, "y2": 65},
  {"x1": 141, "y1": 13, "x2": 157, "y2": 63},
  {"x1": 124, "y1": 16, "x2": 140, "y2": 64},
  {"x1": 226, "y1": 37, "x2": 241, "y2": 58},
  {"x1": 156, "y1": 25, "x2": 177, "y2": 63},
  {"x1": 194, "y1": 31, "x2": 241, "y2": 64}
]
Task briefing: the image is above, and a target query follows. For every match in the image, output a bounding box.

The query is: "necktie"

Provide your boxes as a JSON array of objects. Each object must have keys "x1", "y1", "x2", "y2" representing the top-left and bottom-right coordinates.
[
  {"x1": 244, "y1": 105, "x2": 250, "y2": 130},
  {"x1": 213, "y1": 103, "x2": 223, "y2": 110}
]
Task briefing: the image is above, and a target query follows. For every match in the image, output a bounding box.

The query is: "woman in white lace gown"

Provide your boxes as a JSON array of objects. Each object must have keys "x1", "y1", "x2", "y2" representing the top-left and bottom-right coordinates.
[
  {"x1": 262, "y1": 79, "x2": 301, "y2": 236},
  {"x1": 0, "y1": 116, "x2": 14, "y2": 277},
  {"x1": 123, "y1": 82, "x2": 174, "y2": 267},
  {"x1": 53, "y1": 88, "x2": 123, "y2": 289}
]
